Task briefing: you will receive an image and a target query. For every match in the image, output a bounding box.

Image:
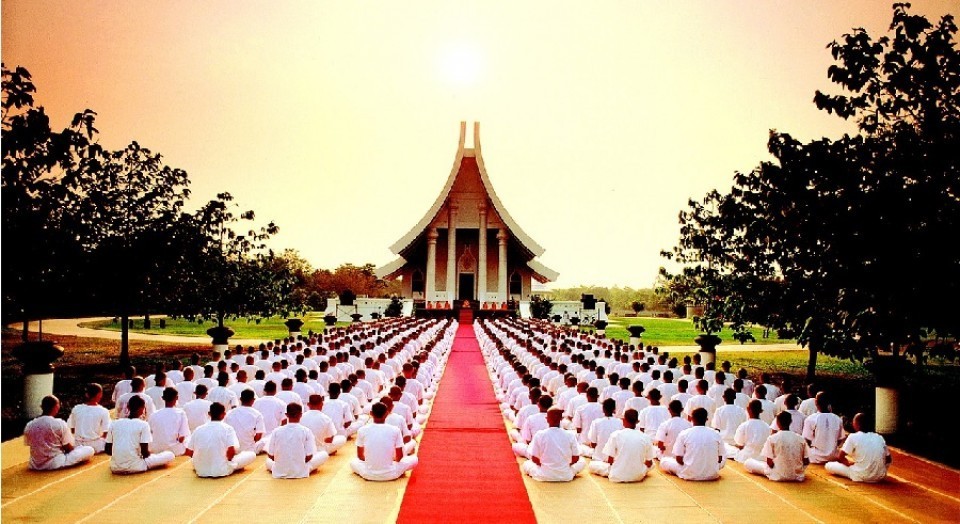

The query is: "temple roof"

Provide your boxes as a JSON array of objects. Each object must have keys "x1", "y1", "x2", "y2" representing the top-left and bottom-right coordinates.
[
  {"x1": 388, "y1": 122, "x2": 545, "y2": 258},
  {"x1": 377, "y1": 122, "x2": 557, "y2": 283}
]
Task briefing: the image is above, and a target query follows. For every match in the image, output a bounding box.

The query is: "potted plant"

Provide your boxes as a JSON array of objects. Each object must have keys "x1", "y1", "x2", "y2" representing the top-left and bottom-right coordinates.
[
  {"x1": 206, "y1": 325, "x2": 235, "y2": 351},
  {"x1": 552, "y1": 314, "x2": 562, "y2": 324},
  {"x1": 350, "y1": 313, "x2": 363, "y2": 323},
  {"x1": 323, "y1": 313, "x2": 337, "y2": 327},
  {"x1": 865, "y1": 354, "x2": 912, "y2": 434},
  {"x1": 370, "y1": 312, "x2": 381, "y2": 320}
]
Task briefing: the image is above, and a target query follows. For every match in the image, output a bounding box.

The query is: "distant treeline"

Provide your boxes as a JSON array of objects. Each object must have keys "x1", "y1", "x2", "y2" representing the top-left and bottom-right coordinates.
[{"x1": 542, "y1": 286, "x2": 670, "y2": 315}]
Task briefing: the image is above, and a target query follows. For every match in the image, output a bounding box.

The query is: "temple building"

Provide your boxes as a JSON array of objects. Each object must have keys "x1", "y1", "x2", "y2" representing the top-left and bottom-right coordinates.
[{"x1": 376, "y1": 122, "x2": 558, "y2": 315}]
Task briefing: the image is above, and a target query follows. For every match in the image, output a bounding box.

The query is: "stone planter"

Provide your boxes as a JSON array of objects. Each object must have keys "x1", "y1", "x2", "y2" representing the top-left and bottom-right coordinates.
[
  {"x1": 627, "y1": 325, "x2": 646, "y2": 347},
  {"x1": 350, "y1": 313, "x2": 363, "y2": 323},
  {"x1": 284, "y1": 318, "x2": 304, "y2": 338},
  {"x1": 206, "y1": 326, "x2": 235, "y2": 353},
  {"x1": 866, "y1": 356, "x2": 911, "y2": 434},
  {"x1": 694, "y1": 334, "x2": 722, "y2": 366},
  {"x1": 552, "y1": 315, "x2": 562, "y2": 324},
  {"x1": 12, "y1": 341, "x2": 64, "y2": 418},
  {"x1": 594, "y1": 320, "x2": 608, "y2": 336},
  {"x1": 323, "y1": 315, "x2": 337, "y2": 327}
]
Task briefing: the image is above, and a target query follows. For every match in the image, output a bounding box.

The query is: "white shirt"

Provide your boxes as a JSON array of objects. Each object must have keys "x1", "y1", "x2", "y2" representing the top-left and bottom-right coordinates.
[
  {"x1": 68, "y1": 404, "x2": 111, "y2": 442},
  {"x1": 521, "y1": 412, "x2": 549, "y2": 443},
  {"x1": 253, "y1": 395, "x2": 288, "y2": 434},
  {"x1": 573, "y1": 402, "x2": 603, "y2": 443},
  {"x1": 322, "y1": 399, "x2": 353, "y2": 433},
  {"x1": 735, "y1": 419, "x2": 772, "y2": 463},
  {"x1": 23, "y1": 416, "x2": 75, "y2": 470},
  {"x1": 300, "y1": 410, "x2": 337, "y2": 447},
  {"x1": 712, "y1": 404, "x2": 748, "y2": 445},
  {"x1": 840, "y1": 432, "x2": 889, "y2": 482},
  {"x1": 183, "y1": 399, "x2": 213, "y2": 431},
  {"x1": 802, "y1": 412, "x2": 844, "y2": 462},
  {"x1": 106, "y1": 418, "x2": 152, "y2": 473},
  {"x1": 771, "y1": 409, "x2": 806, "y2": 434},
  {"x1": 527, "y1": 427, "x2": 580, "y2": 481},
  {"x1": 223, "y1": 406, "x2": 266, "y2": 453},
  {"x1": 116, "y1": 392, "x2": 156, "y2": 420},
  {"x1": 637, "y1": 405, "x2": 670, "y2": 437},
  {"x1": 175, "y1": 381, "x2": 196, "y2": 404},
  {"x1": 587, "y1": 416, "x2": 624, "y2": 461},
  {"x1": 355, "y1": 423, "x2": 404, "y2": 479},
  {"x1": 655, "y1": 416, "x2": 692, "y2": 458},
  {"x1": 187, "y1": 421, "x2": 240, "y2": 477},
  {"x1": 208, "y1": 386, "x2": 239, "y2": 410},
  {"x1": 685, "y1": 395, "x2": 716, "y2": 424},
  {"x1": 761, "y1": 429, "x2": 808, "y2": 481},
  {"x1": 267, "y1": 422, "x2": 317, "y2": 479},
  {"x1": 148, "y1": 407, "x2": 190, "y2": 453},
  {"x1": 671, "y1": 425, "x2": 724, "y2": 480},
  {"x1": 602, "y1": 428, "x2": 655, "y2": 482}
]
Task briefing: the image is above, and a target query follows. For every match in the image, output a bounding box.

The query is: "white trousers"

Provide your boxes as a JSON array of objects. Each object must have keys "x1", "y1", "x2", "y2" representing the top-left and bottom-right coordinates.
[
  {"x1": 266, "y1": 452, "x2": 327, "y2": 476},
  {"x1": 350, "y1": 456, "x2": 418, "y2": 481},
  {"x1": 230, "y1": 450, "x2": 257, "y2": 472},
  {"x1": 589, "y1": 460, "x2": 611, "y2": 477},
  {"x1": 112, "y1": 450, "x2": 175, "y2": 474},
  {"x1": 743, "y1": 458, "x2": 771, "y2": 477},
  {"x1": 76, "y1": 437, "x2": 107, "y2": 454},
  {"x1": 32, "y1": 446, "x2": 95, "y2": 470},
  {"x1": 521, "y1": 458, "x2": 586, "y2": 482},
  {"x1": 824, "y1": 461, "x2": 854, "y2": 479},
  {"x1": 325, "y1": 435, "x2": 347, "y2": 455}
]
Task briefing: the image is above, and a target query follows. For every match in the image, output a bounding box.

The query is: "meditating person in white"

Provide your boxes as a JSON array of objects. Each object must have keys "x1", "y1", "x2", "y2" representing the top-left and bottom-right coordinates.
[
  {"x1": 802, "y1": 392, "x2": 845, "y2": 464},
  {"x1": 654, "y1": 400, "x2": 692, "y2": 460},
  {"x1": 744, "y1": 411, "x2": 809, "y2": 481},
  {"x1": 586, "y1": 398, "x2": 624, "y2": 465},
  {"x1": 68, "y1": 383, "x2": 112, "y2": 453},
  {"x1": 223, "y1": 389, "x2": 267, "y2": 454},
  {"x1": 24, "y1": 395, "x2": 95, "y2": 471},
  {"x1": 300, "y1": 394, "x2": 347, "y2": 456},
  {"x1": 711, "y1": 388, "x2": 747, "y2": 452},
  {"x1": 659, "y1": 407, "x2": 725, "y2": 481},
  {"x1": 148, "y1": 387, "x2": 191, "y2": 456},
  {"x1": 522, "y1": 408, "x2": 586, "y2": 482},
  {"x1": 591, "y1": 408, "x2": 655, "y2": 482},
  {"x1": 351, "y1": 402, "x2": 419, "y2": 481},
  {"x1": 825, "y1": 413, "x2": 891, "y2": 483},
  {"x1": 183, "y1": 384, "x2": 213, "y2": 432},
  {"x1": 105, "y1": 395, "x2": 175, "y2": 474},
  {"x1": 512, "y1": 396, "x2": 552, "y2": 459},
  {"x1": 731, "y1": 399, "x2": 772, "y2": 463},
  {"x1": 186, "y1": 402, "x2": 256, "y2": 477},
  {"x1": 266, "y1": 403, "x2": 328, "y2": 479}
]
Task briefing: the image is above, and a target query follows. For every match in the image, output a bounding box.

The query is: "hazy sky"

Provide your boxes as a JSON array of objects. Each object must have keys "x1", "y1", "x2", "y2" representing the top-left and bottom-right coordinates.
[{"x1": 3, "y1": 1, "x2": 955, "y2": 288}]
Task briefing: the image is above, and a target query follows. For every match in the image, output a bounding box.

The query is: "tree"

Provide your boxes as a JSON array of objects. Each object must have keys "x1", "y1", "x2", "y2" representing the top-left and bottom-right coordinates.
[
  {"x1": 630, "y1": 300, "x2": 645, "y2": 314},
  {"x1": 169, "y1": 193, "x2": 298, "y2": 342},
  {"x1": 662, "y1": 4, "x2": 959, "y2": 382},
  {"x1": 68, "y1": 141, "x2": 190, "y2": 366},
  {"x1": 529, "y1": 295, "x2": 553, "y2": 319},
  {"x1": 2, "y1": 64, "x2": 100, "y2": 335}
]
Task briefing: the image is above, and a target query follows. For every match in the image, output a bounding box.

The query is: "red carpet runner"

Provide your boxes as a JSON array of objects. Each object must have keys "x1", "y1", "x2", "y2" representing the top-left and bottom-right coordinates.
[{"x1": 396, "y1": 324, "x2": 537, "y2": 524}]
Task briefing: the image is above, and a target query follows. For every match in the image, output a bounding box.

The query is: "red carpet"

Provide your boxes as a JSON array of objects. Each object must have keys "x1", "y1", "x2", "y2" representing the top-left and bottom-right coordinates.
[{"x1": 396, "y1": 324, "x2": 537, "y2": 524}]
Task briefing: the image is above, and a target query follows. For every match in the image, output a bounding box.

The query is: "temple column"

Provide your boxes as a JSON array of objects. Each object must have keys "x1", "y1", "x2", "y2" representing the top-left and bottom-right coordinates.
[
  {"x1": 446, "y1": 205, "x2": 458, "y2": 304},
  {"x1": 497, "y1": 229, "x2": 508, "y2": 306},
  {"x1": 426, "y1": 228, "x2": 438, "y2": 304},
  {"x1": 478, "y1": 204, "x2": 488, "y2": 306}
]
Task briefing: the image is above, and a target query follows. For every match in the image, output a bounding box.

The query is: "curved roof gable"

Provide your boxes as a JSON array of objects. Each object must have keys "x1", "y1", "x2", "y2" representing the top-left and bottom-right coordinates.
[{"x1": 388, "y1": 121, "x2": 546, "y2": 257}]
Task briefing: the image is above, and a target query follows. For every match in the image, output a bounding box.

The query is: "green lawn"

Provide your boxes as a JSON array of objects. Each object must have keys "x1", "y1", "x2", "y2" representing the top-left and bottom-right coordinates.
[
  {"x1": 79, "y1": 313, "x2": 343, "y2": 340},
  {"x1": 601, "y1": 316, "x2": 795, "y2": 347}
]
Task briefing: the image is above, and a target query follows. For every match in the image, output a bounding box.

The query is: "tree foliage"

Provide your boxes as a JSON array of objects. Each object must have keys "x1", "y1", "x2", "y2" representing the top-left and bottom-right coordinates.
[{"x1": 661, "y1": 4, "x2": 960, "y2": 377}]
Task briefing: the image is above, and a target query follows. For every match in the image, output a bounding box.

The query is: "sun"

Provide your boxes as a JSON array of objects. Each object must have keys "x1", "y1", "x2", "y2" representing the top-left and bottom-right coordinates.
[{"x1": 439, "y1": 44, "x2": 483, "y2": 87}]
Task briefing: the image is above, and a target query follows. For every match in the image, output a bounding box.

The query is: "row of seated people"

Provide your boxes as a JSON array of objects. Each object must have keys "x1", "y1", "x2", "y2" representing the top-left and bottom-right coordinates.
[
  {"x1": 477, "y1": 318, "x2": 891, "y2": 484},
  {"x1": 22, "y1": 317, "x2": 458, "y2": 481}
]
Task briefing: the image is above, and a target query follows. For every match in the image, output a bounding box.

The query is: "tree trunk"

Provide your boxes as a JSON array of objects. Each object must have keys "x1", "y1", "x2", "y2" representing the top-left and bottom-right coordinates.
[
  {"x1": 120, "y1": 313, "x2": 130, "y2": 368},
  {"x1": 143, "y1": 313, "x2": 151, "y2": 330},
  {"x1": 22, "y1": 318, "x2": 29, "y2": 342},
  {"x1": 805, "y1": 344, "x2": 818, "y2": 383}
]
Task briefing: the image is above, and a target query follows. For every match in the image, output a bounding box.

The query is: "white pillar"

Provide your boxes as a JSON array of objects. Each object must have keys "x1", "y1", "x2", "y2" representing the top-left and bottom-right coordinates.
[
  {"x1": 446, "y1": 205, "x2": 458, "y2": 303},
  {"x1": 426, "y1": 228, "x2": 438, "y2": 303},
  {"x1": 478, "y1": 204, "x2": 488, "y2": 305},
  {"x1": 875, "y1": 387, "x2": 900, "y2": 434},
  {"x1": 498, "y1": 229, "x2": 508, "y2": 305}
]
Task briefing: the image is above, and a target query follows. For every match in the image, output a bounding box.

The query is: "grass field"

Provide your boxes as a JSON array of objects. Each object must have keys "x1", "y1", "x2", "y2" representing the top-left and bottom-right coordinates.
[
  {"x1": 79, "y1": 313, "x2": 345, "y2": 340},
  {"x1": 601, "y1": 316, "x2": 795, "y2": 346}
]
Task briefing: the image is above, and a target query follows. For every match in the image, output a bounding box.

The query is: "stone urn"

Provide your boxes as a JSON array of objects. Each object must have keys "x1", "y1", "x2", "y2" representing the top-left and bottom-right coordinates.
[
  {"x1": 323, "y1": 314, "x2": 337, "y2": 327},
  {"x1": 13, "y1": 341, "x2": 64, "y2": 418},
  {"x1": 284, "y1": 318, "x2": 305, "y2": 338},
  {"x1": 594, "y1": 320, "x2": 608, "y2": 336},
  {"x1": 694, "y1": 334, "x2": 722, "y2": 366},
  {"x1": 206, "y1": 326, "x2": 235, "y2": 353},
  {"x1": 627, "y1": 325, "x2": 646, "y2": 347},
  {"x1": 350, "y1": 313, "x2": 363, "y2": 323}
]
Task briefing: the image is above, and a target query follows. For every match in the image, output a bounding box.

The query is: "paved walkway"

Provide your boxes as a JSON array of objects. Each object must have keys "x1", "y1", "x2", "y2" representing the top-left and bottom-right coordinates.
[{"x1": 19, "y1": 318, "x2": 801, "y2": 352}]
